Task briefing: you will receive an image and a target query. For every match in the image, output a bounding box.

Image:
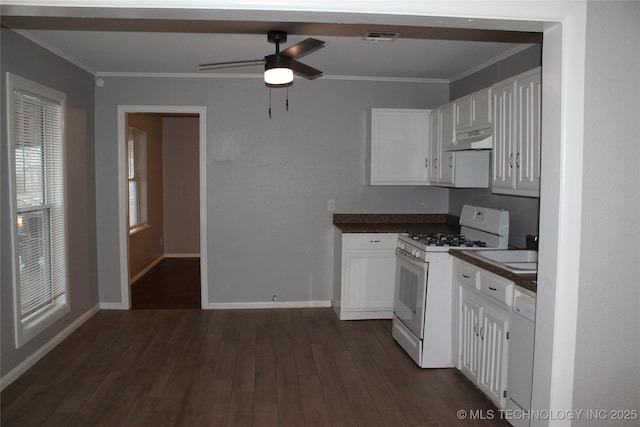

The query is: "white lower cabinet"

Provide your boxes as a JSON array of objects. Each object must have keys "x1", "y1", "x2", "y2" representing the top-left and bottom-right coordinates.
[
  {"x1": 459, "y1": 288, "x2": 482, "y2": 383},
  {"x1": 477, "y1": 300, "x2": 510, "y2": 406},
  {"x1": 333, "y1": 232, "x2": 397, "y2": 320},
  {"x1": 454, "y1": 259, "x2": 512, "y2": 409}
]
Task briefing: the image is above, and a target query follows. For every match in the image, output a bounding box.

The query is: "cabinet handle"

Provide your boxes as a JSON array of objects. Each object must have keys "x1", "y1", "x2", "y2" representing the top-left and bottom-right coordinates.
[
  {"x1": 480, "y1": 326, "x2": 485, "y2": 340},
  {"x1": 462, "y1": 274, "x2": 470, "y2": 279},
  {"x1": 516, "y1": 152, "x2": 520, "y2": 168},
  {"x1": 434, "y1": 158, "x2": 438, "y2": 169},
  {"x1": 488, "y1": 286, "x2": 497, "y2": 291},
  {"x1": 425, "y1": 157, "x2": 428, "y2": 168},
  {"x1": 474, "y1": 324, "x2": 479, "y2": 336},
  {"x1": 449, "y1": 157, "x2": 453, "y2": 168},
  {"x1": 369, "y1": 240, "x2": 381, "y2": 243},
  {"x1": 508, "y1": 153, "x2": 514, "y2": 168}
]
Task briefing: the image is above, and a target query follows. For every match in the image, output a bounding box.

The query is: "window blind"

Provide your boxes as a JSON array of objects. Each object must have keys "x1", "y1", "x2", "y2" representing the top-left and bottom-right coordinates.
[
  {"x1": 127, "y1": 127, "x2": 147, "y2": 229},
  {"x1": 13, "y1": 89, "x2": 67, "y2": 319}
]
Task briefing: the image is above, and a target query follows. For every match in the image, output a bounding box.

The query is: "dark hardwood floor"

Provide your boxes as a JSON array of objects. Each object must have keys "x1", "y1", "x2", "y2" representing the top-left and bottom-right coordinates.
[
  {"x1": 131, "y1": 258, "x2": 201, "y2": 309},
  {"x1": 1, "y1": 308, "x2": 511, "y2": 426}
]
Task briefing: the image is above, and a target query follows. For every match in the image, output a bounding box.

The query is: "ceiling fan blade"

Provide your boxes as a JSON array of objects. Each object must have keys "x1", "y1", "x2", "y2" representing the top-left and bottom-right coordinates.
[
  {"x1": 199, "y1": 59, "x2": 265, "y2": 71},
  {"x1": 280, "y1": 38, "x2": 325, "y2": 60},
  {"x1": 290, "y1": 59, "x2": 323, "y2": 80}
]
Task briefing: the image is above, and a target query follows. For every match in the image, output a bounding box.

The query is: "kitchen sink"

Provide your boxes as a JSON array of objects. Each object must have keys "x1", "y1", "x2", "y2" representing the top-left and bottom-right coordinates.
[{"x1": 461, "y1": 249, "x2": 538, "y2": 276}]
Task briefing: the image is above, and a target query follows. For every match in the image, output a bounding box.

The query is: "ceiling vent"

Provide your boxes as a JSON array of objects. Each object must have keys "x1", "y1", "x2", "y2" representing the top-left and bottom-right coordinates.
[{"x1": 363, "y1": 31, "x2": 401, "y2": 42}]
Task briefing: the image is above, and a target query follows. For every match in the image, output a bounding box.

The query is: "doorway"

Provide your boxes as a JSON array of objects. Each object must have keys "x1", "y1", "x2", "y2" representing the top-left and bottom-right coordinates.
[{"x1": 117, "y1": 106, "x2": 208, "y2": 309}]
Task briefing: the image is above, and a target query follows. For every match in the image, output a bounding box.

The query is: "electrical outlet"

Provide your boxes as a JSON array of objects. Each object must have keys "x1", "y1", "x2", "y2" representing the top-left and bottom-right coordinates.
[{"x1": 327, "y1": 199, "x2": 336, "y2": 212}]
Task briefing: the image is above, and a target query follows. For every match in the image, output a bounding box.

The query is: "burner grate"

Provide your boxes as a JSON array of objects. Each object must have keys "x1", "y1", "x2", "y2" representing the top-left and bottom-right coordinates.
[{"x1": 409, "y1": 233, "x2": 487, "y2": 248}]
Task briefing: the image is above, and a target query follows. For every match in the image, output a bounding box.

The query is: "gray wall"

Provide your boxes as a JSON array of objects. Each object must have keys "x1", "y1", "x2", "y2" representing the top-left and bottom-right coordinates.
[
  {"x1": 162, "y1": 116, "x2": 200, "y2": 255},
  {"x1": 573, "y1": 1, "x2": 640, "y2": 422},
  {"x1": 448, "y1": 44, "x2": 542, "y2": 248},
  {"x1": 450, "y1": 44, "x2": 542, "y2": 100},
  {"x1": 0, "y1": 29, "x2": 98, "y2": 376},
  {"x1": 95, "y1": 77, "x2": 449, "y2": 304}
]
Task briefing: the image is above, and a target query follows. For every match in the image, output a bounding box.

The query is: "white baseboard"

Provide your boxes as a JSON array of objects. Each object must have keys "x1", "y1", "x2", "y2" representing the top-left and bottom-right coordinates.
[
  {"x1": 129, "y1": 254, "x2": 164, "y2": 284},
  {"x1": 206, "y1": 300, "x2": 332, "y2": 309},
  {"x1": 99, "y1": 302, "x2": 126, "y2": 310},
  {"x1": 337, "y1": 308, "x2": 394, "y2": 320},
  {"x1": 0, "y1": 304, "x2": 100, "y2": 391},
  {"x1": 164, "y1": 253, "x2": 200, "y2": 258}
]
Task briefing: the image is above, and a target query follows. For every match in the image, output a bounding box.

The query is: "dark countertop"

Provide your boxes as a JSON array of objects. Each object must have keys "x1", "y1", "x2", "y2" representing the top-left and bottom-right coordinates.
[
  {"x1": 448, "y1": 249, "x2": 537, "y2": 293},
  {"x1": 333, "y1": 213, "x2": 460, "y2": 234}
]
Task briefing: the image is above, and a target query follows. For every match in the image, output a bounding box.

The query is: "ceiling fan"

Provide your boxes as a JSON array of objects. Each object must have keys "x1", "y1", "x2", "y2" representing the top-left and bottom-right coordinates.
[{"x1": 199, "y1": 30, "x2": 325, "y2": 87}]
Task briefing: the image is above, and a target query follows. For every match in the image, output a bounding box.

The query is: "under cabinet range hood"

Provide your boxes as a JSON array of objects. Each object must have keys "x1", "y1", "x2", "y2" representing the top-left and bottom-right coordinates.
[{"x1": 446, "y1": 126, "x2": 493, "y2": 151}]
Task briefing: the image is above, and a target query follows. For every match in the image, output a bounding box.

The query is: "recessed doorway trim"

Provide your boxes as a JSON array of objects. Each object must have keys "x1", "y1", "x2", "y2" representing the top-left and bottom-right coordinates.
[{"x1": 117, "y1": 105, "x2": 208, "y2": 309}]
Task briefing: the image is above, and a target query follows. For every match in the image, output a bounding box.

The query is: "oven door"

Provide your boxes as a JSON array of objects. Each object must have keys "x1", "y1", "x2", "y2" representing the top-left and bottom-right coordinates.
[{"x1": 394, "y1": 249, "x2": 428, "y2": 339}]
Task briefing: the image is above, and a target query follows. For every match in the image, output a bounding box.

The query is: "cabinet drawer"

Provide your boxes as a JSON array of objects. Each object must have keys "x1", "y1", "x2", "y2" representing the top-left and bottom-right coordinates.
[
  {"x1": 478, "y1": 270, "x2": 513, "y2": 307},
  {"x1": 453, "y1": 259, "x2": 478, "y2": 289},
  {"x1": 343, "y1": 233, "x2": 397, "y2": 250}
]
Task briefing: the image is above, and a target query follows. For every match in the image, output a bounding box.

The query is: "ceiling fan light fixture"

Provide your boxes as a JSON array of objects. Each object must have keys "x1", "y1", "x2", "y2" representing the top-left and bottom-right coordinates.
[
  {"x1": 264, "y1": 67, "x2": 293, "y2": 85},
  {"x1": 264, "y1": 54, "x2": 293, "y2": 86}
]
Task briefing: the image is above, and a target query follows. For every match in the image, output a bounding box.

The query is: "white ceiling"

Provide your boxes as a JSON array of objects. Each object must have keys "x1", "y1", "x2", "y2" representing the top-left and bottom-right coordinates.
[{"x1": 3, "y1": 9, "x2": 541, "y2": 82}]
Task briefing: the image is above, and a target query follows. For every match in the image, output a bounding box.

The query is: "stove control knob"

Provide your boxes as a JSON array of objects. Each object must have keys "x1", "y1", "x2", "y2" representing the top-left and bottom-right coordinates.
[
  {"x1": 415, "y1": 251, "x2": 421, "y2": 259},
  {"x1": 411, "y1": 249, "x2": 416, "y2": 256},
  {"x1": 399, "y1": 243, "x2": 406, "y2": 250}
]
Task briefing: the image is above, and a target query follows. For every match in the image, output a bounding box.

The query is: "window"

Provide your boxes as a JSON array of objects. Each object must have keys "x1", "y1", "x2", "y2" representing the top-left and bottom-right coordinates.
[
  {"x1": 127, "y1": 126, "x2": 147, "y2": 233},
  {"x1": 7, "y1": 73, "x2": 68, "y2": 348}
]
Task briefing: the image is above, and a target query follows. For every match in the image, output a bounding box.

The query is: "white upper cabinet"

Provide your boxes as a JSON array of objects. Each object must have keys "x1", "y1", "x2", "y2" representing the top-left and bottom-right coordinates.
[
  {"x1": 515, "y1": 71, "x2": 542, "y2": 196},
  {"x1": 441, "y1": 101, "x2": 458, "y2": 152},
  {"x1": 369, "y1": 67, "x2": 541, "y2": 191},
  {"x1": 492, "y1": 79, "x2": 516, "y2": 191},
  {"x1": 369, "y1": 109, "x2": 430, "y2": 185},
  {"x1": 492, "y1": 68, "x2": 542, "y2": 197},
  {"x1": 428, "y1": 102, "x2": 489, "y2": 188},
  {"x1": 456, "y1": 88, "x2": 493, "y2": 134},
  {"x1": 439, "y1": 103, "x2": 456, "y2": 185},
  {"x1": 429, "y1": 107, "x2": 441, "y2": 183}
]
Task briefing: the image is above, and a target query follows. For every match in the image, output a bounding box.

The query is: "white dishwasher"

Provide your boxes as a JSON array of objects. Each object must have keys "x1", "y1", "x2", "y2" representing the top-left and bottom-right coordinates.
[{"x1": 507, "y1": 290, "x2": 536, "y2": 427}]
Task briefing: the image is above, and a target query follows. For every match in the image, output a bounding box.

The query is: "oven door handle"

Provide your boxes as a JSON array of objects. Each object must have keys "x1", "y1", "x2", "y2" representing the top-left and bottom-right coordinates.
[{"x1": 395, "y1": 248, "x2": 429, "y2": 270}]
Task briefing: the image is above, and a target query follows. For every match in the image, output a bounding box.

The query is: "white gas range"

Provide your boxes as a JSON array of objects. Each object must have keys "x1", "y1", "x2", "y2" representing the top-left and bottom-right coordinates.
[{"x1": 392, "y1": 205, "x2": 510, "y2": 368}]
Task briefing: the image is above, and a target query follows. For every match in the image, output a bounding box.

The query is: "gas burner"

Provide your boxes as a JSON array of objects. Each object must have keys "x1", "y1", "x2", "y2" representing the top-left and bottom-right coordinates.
[{"x1": 407, "y1": 233, "x2": 487, "y2": 248}]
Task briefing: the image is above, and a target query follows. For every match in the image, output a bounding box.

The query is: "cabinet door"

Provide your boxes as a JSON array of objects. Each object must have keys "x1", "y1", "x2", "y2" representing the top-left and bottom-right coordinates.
[
  {"x1": 440, "y1": 152, "x2": 455, "y2": 186},
  {"x1": 492, "y1": 80, "x2": 516, "y2": 193},
  {"x1": 370, "y1": 109, "x2": 430, "y2": 185},
  {"x1": 478, "y1": 303, "x2": 510, "y2": 409},
  {"x1": 439, "y1": 102, "x2": 456, "y2": 185},
  {"x1": 471, "y1": 89, "x2": 492, "y2": 128},
  {"x1": 342, "y1": 250, "x2": 397, "y2": 311},
  {"x1": 455, "y1": 96, "x2": 472, "y2": 133},
  {"x1": 428, "y1": 107, "x2": 440, "y2": 182},
  {"x1": 456, "y1": 89, "x2": 492, "y2": 133},
  {"x1": 515, "y1": 72, "x2": 542, "y2": 197},
  {"x1": 441, "y1": 102, "x2": 457, "y2": 152},
  {"x1": 459, "y1": 289, "x2": 482, "y2": 383}
]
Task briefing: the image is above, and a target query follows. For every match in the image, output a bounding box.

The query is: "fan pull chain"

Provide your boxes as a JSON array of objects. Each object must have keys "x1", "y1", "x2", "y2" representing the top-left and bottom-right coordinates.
[
  {"x1": 286, "y1": 87, "x2": 289, "y2": 111},
  {"x1": 268, "y1": 88, "x2": 272, "y2": 118}
]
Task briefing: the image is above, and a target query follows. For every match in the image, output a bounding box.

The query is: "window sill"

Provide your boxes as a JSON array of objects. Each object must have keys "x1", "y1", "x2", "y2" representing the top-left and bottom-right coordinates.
[
  {"x1": 129, "y1": 223, "x2": 151, "y2": 236},
  {"x1": 17, "y1": 301, "x2": 69, "y2": 348}
]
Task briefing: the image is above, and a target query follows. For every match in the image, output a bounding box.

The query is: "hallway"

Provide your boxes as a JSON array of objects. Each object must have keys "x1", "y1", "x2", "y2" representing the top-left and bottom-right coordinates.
[{"x1": 131, "y1": 258, "x2": 201, "y2": 309}]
